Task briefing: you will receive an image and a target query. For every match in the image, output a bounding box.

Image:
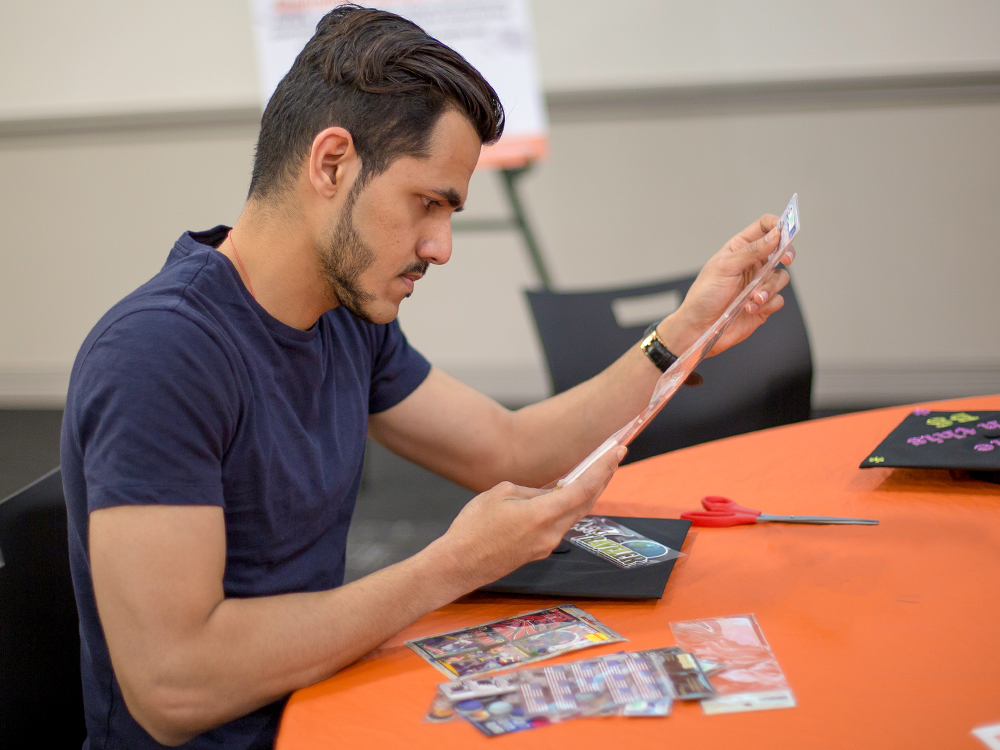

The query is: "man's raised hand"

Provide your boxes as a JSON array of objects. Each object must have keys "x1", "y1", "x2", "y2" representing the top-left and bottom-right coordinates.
[{"x1": 662, "y1": 214, "x2": 796, "y2": 358}]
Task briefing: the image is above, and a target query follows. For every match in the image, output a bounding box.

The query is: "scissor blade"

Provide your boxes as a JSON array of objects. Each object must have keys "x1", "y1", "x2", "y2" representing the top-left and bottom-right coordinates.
[{"x1": 757, "y1": 514, "x2": 879, "y2": 525}]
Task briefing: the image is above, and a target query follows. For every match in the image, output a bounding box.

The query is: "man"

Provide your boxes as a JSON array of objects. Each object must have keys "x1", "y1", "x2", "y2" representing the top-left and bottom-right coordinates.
[{"x1": 62, "y1": 6, "x2": 794, "y2": 749}]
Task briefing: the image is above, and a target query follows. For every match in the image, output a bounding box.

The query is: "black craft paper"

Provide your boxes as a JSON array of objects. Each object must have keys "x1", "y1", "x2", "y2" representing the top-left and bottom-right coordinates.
[
  {"x1": 860, "y1": 410, "x2": 1000, "y2": 471},
  {"x1": 479, "y1": 516, "x2": 690, "y2": 600}
]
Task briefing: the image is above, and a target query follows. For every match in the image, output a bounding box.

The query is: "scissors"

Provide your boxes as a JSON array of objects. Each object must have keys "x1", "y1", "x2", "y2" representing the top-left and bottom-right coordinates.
[{"x1": 681, "y1": 496, "x2": 878, "y2": 527}]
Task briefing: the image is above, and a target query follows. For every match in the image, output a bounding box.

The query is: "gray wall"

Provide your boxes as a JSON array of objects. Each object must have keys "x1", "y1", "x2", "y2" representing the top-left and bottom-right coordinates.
[{"x1": 1, "y1": 1, "x2": 999, "y2": 406}]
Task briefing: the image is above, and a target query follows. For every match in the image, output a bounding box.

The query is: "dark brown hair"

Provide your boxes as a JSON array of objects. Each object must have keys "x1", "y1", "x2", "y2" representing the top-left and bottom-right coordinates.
[{"x1": 248, "y1": 4, "x2": 504, "y2": 200}]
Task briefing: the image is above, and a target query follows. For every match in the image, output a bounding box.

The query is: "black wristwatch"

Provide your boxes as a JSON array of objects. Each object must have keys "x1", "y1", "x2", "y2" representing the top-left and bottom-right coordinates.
[{"x1": 640, "y1": 322, "x2": 703, "y2": 387}]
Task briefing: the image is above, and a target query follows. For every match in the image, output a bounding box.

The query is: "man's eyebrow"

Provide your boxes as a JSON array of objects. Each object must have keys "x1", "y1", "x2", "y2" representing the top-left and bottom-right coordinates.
[{"x1": 431, "y1": 188, "x2": 464, "y2": 211}]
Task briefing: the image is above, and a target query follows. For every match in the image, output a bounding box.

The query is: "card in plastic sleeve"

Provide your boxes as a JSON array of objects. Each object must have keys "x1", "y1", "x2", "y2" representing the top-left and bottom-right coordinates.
[
  {"x1": 406, "y1": 604, "x2": 625, "y2": 679},
  {"x1": 564, "y1": 516, "x2": 684, "y2": 569}
]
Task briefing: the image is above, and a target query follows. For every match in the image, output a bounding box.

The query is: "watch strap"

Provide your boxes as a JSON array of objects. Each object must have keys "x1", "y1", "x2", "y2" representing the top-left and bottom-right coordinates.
[{"x1": 640, "y1": 322, "x2": 703, "y2": 387}]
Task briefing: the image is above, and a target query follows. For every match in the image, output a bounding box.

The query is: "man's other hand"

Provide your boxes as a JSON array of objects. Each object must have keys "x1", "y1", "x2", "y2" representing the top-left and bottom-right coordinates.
[
  {"x1": 431, "y1": 443, "x2": 627, "y2": 589},
  {"x1": 662, "y1": 214, "x2": 796, "y2": 357}
]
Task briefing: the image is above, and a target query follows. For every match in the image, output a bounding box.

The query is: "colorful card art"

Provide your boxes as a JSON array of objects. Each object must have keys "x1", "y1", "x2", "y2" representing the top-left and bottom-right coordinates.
[
  {"x1": 861, "y1": 410, "x2": 1000, "y2": 472},
  {"x1": 406, "y1": 604, "x2": 625, "y2": 679},
  {"x1": 564, "y1": 516, "x2": 684, "y2": 569}
]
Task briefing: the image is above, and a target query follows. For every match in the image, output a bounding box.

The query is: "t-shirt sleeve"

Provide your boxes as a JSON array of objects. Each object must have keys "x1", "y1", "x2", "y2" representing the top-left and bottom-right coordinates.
[
  {"x1": 368, "y1": 320, "x2": 430, "y2": 414},
  {"x1": 73, "y1": 310, "x2": 240, "y2": 512}
]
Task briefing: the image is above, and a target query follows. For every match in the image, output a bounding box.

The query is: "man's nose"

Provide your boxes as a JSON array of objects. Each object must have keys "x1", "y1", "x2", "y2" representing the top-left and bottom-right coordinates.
[{"x1": 417, "y1": 220, "x2": 453, "y2": 266}]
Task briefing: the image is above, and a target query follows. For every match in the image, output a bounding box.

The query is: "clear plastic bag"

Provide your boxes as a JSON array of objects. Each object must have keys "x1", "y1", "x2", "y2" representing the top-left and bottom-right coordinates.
[{"x1": 669, "y1": 614, "x2": 796, "y2": 715}]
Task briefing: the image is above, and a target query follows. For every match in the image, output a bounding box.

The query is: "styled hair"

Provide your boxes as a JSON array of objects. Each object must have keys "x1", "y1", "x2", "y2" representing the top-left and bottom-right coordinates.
[{"x1": 248, "y1": 4, "x2": 504, "y2": 200}]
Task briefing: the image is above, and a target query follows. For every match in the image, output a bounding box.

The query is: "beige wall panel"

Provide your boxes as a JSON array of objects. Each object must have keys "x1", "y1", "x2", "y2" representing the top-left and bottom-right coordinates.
[
  {"x1": 2, "y1": 0, "x2": 998, "y2": 119},
  {"x1": 2, "y1": 101, "x2": 999, "y2": 404},
  {"x1": 0, "y1": 126, "x2": 257, "y2": 373},
  {"x1": 520, "y1": 102, "x2": 1000, "y2": 364}
]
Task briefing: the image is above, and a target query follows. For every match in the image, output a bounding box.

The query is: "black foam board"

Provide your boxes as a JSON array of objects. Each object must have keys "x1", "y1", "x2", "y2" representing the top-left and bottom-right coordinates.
[{"x1": 479, "y1": 516, "x2": 690, "y2": 600}]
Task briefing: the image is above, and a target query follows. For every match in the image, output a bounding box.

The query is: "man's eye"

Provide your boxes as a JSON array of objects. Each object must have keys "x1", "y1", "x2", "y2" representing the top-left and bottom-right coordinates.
[{"x1": 423, "y1": 197, "x2": 441, "y2": 210}]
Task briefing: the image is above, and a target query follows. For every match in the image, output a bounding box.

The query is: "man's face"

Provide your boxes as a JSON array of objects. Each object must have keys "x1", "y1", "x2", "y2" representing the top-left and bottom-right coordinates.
[{"x1": 317, "y1": 108, "x2": 481, "y2": 324}]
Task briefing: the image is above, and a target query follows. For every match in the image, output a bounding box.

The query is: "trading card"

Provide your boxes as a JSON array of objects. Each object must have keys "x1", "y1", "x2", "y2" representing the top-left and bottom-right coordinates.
[
  {"x1": 642, "y1": 646, "x2": 715, "y2": 700},
  {"x1": 517, "y1": 668, "x2": 572, "y2": 718},
  {"x1": 567, "y1": 656, "x2": 618, "y2": 716},
  {"x1": 407, "y1": 604, "x2": 625, "y2": 679},
  {"x1": 439, "y1": 674, "x2": 523, "y2": 702},
  {"x1": 438, "y1": 643, "x2": 527, "y2": 678},
  {"x1": 778, "y1": 193, "x2": 799, "y2": 252},
  {"x1": 618, "y1": 653, "x2": 673, "y2": 717},
  {"x1": 564, "y1": 516, "x2": 684, "y2": 569},
  {"x1": 598, "y1": 653, "x2": 642, "y2": 705},
  {"x1": 489, "y1": 607, "x2": 577, "y2": 640},
  {"x1": 452, "y1": 692, "x2": 549, "y2": 737},
  {"x1": 511, "y1": 622, "x2": 613, "y2": 659},
  {"x1": 417, "y1": 626, "x2": 506, "y2": 657},
  {"x1": 424, "y1": 689, "x2": 458, "y2": 723}
]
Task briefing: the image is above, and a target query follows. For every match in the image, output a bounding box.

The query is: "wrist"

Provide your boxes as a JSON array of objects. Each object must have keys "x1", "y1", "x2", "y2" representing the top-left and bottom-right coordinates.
[
  {"x1": 655, "y1": 311, "x2": 697, "y2": 355},
  {"x1": 418, "y1": 534, "x2": 483, "y2": 598}
]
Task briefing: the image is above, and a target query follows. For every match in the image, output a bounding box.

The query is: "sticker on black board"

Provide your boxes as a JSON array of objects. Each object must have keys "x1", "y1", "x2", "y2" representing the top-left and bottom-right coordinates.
[
  {"x1": 564, "y1": 516, "x2": 685, "y2": 569},
  {"x1": 860, "y1": 409, "x2": 1000, "y2": 471}
]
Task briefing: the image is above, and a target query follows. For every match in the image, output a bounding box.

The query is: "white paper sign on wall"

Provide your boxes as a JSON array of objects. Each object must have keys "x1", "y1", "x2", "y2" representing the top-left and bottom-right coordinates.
[{"x1": 250, "y1": 0, "x2": 548, "y2": 169}]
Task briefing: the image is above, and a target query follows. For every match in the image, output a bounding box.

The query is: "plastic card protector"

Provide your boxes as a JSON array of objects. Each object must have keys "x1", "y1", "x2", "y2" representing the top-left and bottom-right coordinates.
[
  {"x1": 479, "y1": 516, "x2": 691, "y2": 599},
  {"x1": 406, "y1": 604, "x2": 625, "y2": 679},
  {"x1": 555, "y1": 194, "x2": 800, "y2": 489},
  {"x1": 564, "y1": 516, "x2": 683, "y2": 569},
  {"x1": 431, "y1": 652, "x2": 674, "y2": 737},
  {"x1": 860, "y1": 409, "x2": 1000, "y2": 472},
  {"x1": 670, "y1": 614, "x2": 795, "y2": 715},
  {"x1": 640, "y1": 646, "x2": 716, "y2": 700}
]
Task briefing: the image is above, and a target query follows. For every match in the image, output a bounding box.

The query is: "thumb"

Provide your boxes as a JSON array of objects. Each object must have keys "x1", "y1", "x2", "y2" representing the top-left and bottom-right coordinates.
[
  {"x1": 732, "y1": 224, "x2": 781, "y2": 268},
  {"x1": 555, "y1": 443, "x2": 627, "y2": 510}
]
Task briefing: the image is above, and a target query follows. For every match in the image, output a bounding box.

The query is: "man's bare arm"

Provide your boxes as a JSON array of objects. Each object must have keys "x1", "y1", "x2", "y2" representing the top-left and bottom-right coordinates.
[
  {"x1": 370, "y1": 214, "x2": 795, "y2": 490},
  {"x1": 89, "y1": 445, "x2": 623, "y2": 746}
]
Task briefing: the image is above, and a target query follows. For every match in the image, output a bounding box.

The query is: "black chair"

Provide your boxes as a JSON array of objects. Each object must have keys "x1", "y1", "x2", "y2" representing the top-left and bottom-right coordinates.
[
  {"x1": 526, "y1": 275, "x2": 813, "y2": 463},
  {"x1": 0, "y1": 468, "x2": 87, "y2": 747}
]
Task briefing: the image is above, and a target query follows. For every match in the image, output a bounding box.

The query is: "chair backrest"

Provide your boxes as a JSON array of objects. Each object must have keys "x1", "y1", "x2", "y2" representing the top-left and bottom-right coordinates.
[
  {"x1": 0, "y1": 467, "x2": 87, "y2": 746},
  {"x1": 526, "y1": 275, "x2": 813, "y2": 462}
]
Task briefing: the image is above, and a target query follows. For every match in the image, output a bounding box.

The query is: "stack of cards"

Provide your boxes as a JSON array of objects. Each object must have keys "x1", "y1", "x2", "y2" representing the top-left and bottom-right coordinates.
[{"x1": 424, "y1": 647, "x2": 716, "y2": 737}]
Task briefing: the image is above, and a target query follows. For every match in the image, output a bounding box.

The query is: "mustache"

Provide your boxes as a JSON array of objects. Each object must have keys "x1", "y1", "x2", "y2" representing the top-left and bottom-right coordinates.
[{"x1": 402, "y1": 260, "x2": 429, "y2": 277}]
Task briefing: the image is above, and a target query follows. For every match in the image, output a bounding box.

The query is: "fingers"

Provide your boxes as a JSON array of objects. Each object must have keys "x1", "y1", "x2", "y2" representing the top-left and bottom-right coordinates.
[
  {"x1": 745, "y1": 292, "x2": 784, "y2": 316},
  {"x1": 548, "y1": 444, "x2": 626, "y2": 517},
  {"x1": 735, "y1": 223, "x2": 781, "y2": 265},
  {"x1": 781, "y1": 244, "x2": 796, "y2": 266},
  {"x1": 733, "y1": 214, "x2": 779, "y2": 246},
  {"x1": 744, "y1": 268, "x2": 790, "y2": 312}
]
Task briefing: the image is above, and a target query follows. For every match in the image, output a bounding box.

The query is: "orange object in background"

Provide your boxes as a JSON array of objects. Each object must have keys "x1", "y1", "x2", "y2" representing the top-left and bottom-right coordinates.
[{"x1": 277, "y1": 396, "x2": 1000, "y2": 750}]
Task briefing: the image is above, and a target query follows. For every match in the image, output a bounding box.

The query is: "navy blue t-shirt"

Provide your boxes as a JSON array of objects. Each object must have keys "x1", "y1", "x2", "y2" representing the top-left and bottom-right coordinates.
[{"x1": 61, "y1": 226, "x2": 431, "y2": 749}]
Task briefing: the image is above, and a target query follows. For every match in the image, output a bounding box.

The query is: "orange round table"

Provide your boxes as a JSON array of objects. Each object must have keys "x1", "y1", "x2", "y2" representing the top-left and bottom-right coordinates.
[{"x1": 277, "y1": 396, "x2": 1000, "y2": 749}]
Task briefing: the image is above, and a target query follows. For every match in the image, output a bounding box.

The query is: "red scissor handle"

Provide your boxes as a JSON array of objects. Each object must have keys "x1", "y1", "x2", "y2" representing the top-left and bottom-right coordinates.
[
  {"x1": 701, "y1": 495, "x2": 762, "y2": 517},
  {"x1": 680, "y1": 510, "x2": 758, "y2": 527}
]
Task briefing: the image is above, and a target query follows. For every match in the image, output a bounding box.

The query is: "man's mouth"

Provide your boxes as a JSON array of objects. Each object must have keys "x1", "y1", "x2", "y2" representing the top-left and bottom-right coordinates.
[{"x1": 399, "y1": 262, "x2": 428, "y2": 295}]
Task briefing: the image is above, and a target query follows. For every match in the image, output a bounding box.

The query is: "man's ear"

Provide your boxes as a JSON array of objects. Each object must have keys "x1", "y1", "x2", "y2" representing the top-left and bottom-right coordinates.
[{"x1": 308, "y1": 127, "x2": 359, "y2": 199}]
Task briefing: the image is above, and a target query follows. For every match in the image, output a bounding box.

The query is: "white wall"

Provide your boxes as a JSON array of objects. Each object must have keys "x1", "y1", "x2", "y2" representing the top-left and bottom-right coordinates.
[{"x1": 1, "y1": 1, "x2": 999, "y2": 406}]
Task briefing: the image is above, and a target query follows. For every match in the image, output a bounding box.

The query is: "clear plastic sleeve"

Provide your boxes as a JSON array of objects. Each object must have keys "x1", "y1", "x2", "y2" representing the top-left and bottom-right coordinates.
[
  {"x1": 556, "y1": 194, "x2": 799, "y2": 489},
  {"x1": 669, "y1": 614, "x2": 796, "y2": 714},
  {"x1": 564, "y1": 516, "x2": 684, "y2": 568}
]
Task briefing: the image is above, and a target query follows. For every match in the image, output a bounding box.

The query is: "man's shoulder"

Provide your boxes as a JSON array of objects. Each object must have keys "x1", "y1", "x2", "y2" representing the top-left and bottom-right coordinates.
[{"x1": 84, "y1": 229, "x2": 239, "y2": 355}]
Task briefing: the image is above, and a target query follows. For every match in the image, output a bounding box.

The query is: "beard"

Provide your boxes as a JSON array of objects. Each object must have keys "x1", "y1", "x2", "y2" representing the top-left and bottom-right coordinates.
[
  {"x1": 317, "y1": 184, "x2": 379, "y2": 323},
  {"x1": 317, "y1": 184, "x2": 430, "y2": 325}
]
